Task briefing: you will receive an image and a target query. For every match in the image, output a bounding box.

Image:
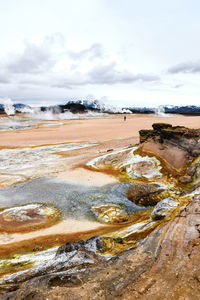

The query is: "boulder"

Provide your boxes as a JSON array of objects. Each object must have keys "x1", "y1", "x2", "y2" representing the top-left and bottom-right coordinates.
[
  {"x1": 179, "y1": 175, "x2": 193, "y2": 184},
  {"x1": 151, "y1": 198, "x2": 178, "y2": 220},
  {"x1": 127, "y1": 183, "x2": 166, "y2": 206}
]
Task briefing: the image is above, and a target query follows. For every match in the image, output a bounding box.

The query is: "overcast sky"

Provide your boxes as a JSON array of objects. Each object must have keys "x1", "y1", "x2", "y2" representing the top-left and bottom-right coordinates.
[{"x1": 0, "y1": 0, "x2": 200, "y2": 107}]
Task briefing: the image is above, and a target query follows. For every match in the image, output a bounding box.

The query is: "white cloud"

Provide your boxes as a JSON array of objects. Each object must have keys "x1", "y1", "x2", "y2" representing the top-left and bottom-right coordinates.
[
  {"x1": 68, "y1": 43, "x2": 104, "y2": 61},
  {"x1": 168, "y1": 61, "x2": 200, "y2": 74},
  {"x1": 1, "y1": 0, "x2": 200, "y2": 106},
  {"x1": 0, "y1": 34, "x2": 159, "y2": 91},
  {"x1": 88, "y1": 62, "x2": 159, "y2": 84},
  {"x1": 1, "y1": 33, "x2": 65, "y2": 74}
]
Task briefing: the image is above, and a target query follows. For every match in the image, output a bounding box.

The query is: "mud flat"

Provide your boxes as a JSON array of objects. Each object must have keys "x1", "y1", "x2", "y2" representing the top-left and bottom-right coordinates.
[
  {"x1": 0, "y1": 115, "x2": 200, "y2": 299},
  {"x1": 1, "y1": 114, "x2": 200, "y2": 147}
]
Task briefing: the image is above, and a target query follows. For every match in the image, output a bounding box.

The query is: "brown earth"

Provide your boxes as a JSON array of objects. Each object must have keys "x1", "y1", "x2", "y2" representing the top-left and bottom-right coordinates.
[{"x1": 1, "y1": 114, "x2": 200, "y2": 147}]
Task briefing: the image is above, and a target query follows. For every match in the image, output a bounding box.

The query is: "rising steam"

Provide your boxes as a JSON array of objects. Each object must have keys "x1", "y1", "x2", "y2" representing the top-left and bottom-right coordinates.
[{"x1": 0, "y1": 98, "x2": 15, "y2": 115}]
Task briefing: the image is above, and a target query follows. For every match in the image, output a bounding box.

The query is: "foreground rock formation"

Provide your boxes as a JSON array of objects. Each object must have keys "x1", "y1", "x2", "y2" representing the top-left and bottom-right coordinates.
[
  {"x1": 139, "y1": 123, "x2": 200, "y2": 180},
  {"x1": 1, "y1": 123, "x2": 200, "y2": 299}
]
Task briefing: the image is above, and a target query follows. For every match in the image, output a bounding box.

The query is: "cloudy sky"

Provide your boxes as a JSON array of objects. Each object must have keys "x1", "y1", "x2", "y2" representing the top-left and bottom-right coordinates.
[{"x1": 0, "y1": 0, "x2": 200, "y2": 107}]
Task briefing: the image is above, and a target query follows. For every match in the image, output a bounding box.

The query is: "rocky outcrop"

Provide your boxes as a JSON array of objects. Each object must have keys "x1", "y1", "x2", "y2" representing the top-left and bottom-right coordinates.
[
  {"x1": 0, "y1": 236, "x2": 127, "y2": 298},
  {"x1": 139, "y1": 123, "x2": 200, "y2": 159},
  {"x1": 139, "y1": 123, "x2": 200, "y2": 180},
  {"x1": 139, "y1": 123, "x2": 200, "y2": 145}
]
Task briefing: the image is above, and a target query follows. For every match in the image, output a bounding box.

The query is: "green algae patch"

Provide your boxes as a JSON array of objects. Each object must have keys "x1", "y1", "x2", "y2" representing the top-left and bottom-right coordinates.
[
  {"x1": 0, "y1": 258, "x2": 34, "y2": 278},
  {"x1": 97, "y1": 236, "x2": 136, "y2": 256},
  {"x1": 0, "y1": 259, "x2": 32, "y2": 269}
]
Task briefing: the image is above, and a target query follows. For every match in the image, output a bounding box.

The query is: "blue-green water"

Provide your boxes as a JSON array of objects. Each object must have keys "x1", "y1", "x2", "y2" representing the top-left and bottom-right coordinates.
[{"x1": 0, "y1": 178, "x2": 146, "y2": 222}]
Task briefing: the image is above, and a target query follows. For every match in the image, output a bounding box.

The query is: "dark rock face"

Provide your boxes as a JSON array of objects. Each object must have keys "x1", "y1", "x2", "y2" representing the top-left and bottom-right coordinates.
[
  {"x1": 152, "y1": 123, "x2": 172, "y2": 131},
  {"x1": 139, "y1": 123, "x2": 200, "y2": 147},
  {"x1": 39, "y1": 103, "x2": 87, "y2": 114},
  {"x1": 0, "y1": 105, "x2": 5, "y2": 114},
  {"x1": 39, "y1": 103, "x2": 101, "y2": 114},
  {"x1": 60, "y1": 103, "x2": 87, "y2": 113},
  {"x1": 55, "y1": 236, "x2": 103, "y2": 257}
]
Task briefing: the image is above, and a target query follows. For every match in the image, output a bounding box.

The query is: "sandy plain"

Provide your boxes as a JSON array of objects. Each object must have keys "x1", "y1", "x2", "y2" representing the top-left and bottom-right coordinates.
[{"x1": 1, "y1": 114, "x2": 200, "y2": 147}]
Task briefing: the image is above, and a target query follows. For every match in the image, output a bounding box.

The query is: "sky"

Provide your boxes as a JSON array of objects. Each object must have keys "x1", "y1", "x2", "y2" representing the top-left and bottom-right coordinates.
[{"x1": 0, "y1": 0, "x2": 200, "y2": 107}]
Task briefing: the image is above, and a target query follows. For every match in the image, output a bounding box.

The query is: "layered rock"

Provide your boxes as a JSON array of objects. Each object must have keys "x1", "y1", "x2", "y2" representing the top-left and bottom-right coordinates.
[{"x1": 139, "y1": 123, "x2": 200, "y2": 183}]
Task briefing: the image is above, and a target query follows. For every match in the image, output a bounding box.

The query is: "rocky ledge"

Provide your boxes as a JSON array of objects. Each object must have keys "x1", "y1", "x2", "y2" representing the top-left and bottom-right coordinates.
[
  {"x1": 139, "y1": 123, "x2": 200, "y2": 184},
  {"x1": 139, "y1": 123, "x2": 200, "y2": 157},
  {"x1": 140, "y1": 123, "x2": 200, "y2": 145}
]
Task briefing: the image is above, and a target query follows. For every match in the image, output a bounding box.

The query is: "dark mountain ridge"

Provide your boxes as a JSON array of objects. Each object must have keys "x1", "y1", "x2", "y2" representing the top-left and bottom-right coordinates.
[{"x1": 0, "y1": 100, "x2": 200, "y2": 115}]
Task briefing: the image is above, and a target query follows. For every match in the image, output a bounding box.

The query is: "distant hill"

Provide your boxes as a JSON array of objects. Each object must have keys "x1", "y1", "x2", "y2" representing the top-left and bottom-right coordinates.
[
  {"x1": 0, "y1": 104, "x2": 4, "y2": 113},
  {"x1": 1, "y1": 101, "x2": 200, "y2": 116},
  {"x1": 66, "y1": 100, "x2": 101, "y2": 110},
  {"x1": 13, "y1": 103, "x2": 32, "y2": 113},
  {"x1": 0, "y1": 103, "x2": 32, "y2": 114},
  {"x1": 127, "y1": 107, "x2": 154, "y2": 114},
  {"x1": 164, "y1": 105, "x2": 200, "y2": 115},
  {"x1": 127, "y1": 105, "x2": 200, "y2": 115},
  {"x1": 40, "y1": 103, "x2": 89, "y2": 114},
  {"x1": 65, "y1": 100, "x2": 131, "y2": 113}
]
